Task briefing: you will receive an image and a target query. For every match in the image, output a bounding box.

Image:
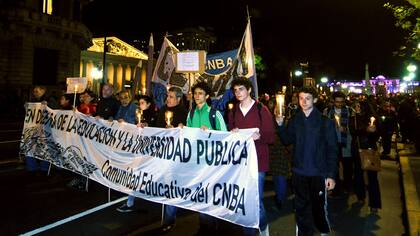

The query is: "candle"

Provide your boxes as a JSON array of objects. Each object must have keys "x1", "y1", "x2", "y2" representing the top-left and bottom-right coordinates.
[
  {"x1": 228, "y1": 103, "x2": 234, "y2": 110},
  {"x1": 74, "y1": 84, "x2": 78, "y2": 93},
  {"x1": 334, "y1": 115, "x2": 340, "y2": 127},
  {"x1": 282, "y1": 86, "x2": 287, "y2": 94},
  {"x1": 142, "y1": 87, "x2": 146, "y2": 95},
  {"x1": 165, "y1": 111, "x2": 173, "y2": 127},
  {"x1": 370, "y1": 116, "x2": 375, "y2": 126},
  {"x1": 276, "y1": 94, "x2": 285, "y2": 117},
  {"x1": 136, "y1": 109, "x2": 143, "y2": 123}
]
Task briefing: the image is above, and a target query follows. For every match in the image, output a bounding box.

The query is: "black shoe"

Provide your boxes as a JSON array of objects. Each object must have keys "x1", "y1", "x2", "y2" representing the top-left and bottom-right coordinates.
[{"x1": 160, "y1": 223, "x2": 175, "y2": 234}]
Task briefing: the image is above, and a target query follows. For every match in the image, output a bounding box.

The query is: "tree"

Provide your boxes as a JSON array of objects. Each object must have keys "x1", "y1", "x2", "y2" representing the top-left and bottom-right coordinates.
[{"x1": 384, "y1": 0, "x2": 420, "y2": 60}]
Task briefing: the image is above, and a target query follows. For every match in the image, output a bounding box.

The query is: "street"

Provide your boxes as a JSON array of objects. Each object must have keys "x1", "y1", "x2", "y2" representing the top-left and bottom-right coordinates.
[{"x1": 0, "y1": 122, "x2": 412, "y2": 236}]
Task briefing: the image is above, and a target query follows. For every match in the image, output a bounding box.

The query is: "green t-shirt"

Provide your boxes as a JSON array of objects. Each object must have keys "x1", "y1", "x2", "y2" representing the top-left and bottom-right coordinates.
[{"x1": 186, "y1": 103, "x2": 227, "y2": 131}]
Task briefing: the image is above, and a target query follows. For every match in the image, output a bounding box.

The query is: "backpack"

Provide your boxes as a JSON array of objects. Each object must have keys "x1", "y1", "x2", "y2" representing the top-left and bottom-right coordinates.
[{"x1": 189, "y1": 106, "x2": 218, "y2": 130}]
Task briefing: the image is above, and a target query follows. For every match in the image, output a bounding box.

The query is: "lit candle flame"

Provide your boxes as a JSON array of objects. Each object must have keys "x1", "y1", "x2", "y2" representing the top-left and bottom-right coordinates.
[
  {"x1": 370, "y1": 116, "x2": 375, "y2": 126},
  {"x1": 142, "y1": 87, "x2": 146, "y2": 95},
  {"x1": 137, "y1": 109, "x2": 143, "y2": 123},
  {"x1": 228, "y1": 103, "x2": 234, "y2": 110},
  {"x1": 74, "y1": 84, "x2": 78, "y2": 93},
  {"x1": 165, "y1": 111, "x2": 173, "y2": 127},
  {"x1": 276, "y1": 94, "x2": 285, "y2": 117},
  {"x1": 334, "y1": 115, "x2": 340, "y2": 127}
]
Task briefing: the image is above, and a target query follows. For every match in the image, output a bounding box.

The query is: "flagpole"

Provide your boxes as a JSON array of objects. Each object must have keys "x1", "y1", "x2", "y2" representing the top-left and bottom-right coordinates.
[{"x1": 146, "y1": 33, "x2": 154, "y2": 96}]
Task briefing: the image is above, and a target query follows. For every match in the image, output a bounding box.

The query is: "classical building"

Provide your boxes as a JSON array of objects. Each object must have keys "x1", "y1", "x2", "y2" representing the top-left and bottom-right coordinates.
[
  {"x1": 80, "y1": 36, "x2": 148, "y2": 95},
  {"x1": 0, "y1": 0, "x2": 92, "y2": 100}
]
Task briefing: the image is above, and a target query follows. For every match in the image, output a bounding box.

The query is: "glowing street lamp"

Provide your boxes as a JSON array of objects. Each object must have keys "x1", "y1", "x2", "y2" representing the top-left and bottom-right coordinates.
[
  {"x1": 289, "y1": 70, "x2": 303, "y2": 93},
  {"x1": 320, "y1": 77, "x2": 328, "y2": 83},
  {"x1": 294, "y1": 70, "x2": 303, "y2": 76},
  {"x1": 407, "y1": 64, "x2": 417, "y2": 73}
]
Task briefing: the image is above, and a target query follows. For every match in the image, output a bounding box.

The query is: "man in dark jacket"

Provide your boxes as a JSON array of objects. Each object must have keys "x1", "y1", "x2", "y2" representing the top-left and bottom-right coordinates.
[
  {"x1": 95, "y1": 83, "x2": 119, "y2": 121},
  {"x1": 158, "y1": 86, "x2": 188, "y2": 233},
  {"x1": 276, "y1": 86, "x2": 338, "y2": 236}
]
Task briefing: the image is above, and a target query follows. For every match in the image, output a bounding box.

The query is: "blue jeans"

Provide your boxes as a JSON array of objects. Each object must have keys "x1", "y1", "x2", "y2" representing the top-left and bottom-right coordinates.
[
  {"x1": 26, "y1": 156, "x2": 49, "y2": 172},
  {"x1": 163, "y1": 204, "x2": 177, "y2": 225},
  {"x1": 243, "y1": 172, "x2": 267, "y2": 235},
  {"x1": 273, "y1": 175, "x2": 287, "y2": 203}
]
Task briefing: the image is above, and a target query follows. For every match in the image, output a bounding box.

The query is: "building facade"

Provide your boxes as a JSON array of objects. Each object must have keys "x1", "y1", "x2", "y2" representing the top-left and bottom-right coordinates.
[
  {"x1": 0, "y1": 0, "x2": 92, "y2": 102},
  {"x1": 80, "y1": 37, "x2": 148, "y2": 95}
]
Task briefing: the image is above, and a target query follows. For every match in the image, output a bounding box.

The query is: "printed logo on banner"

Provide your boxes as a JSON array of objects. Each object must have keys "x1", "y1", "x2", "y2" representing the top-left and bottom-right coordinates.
[{"x1": 21, "y1": 126, "x2": 98, "y2": 176}]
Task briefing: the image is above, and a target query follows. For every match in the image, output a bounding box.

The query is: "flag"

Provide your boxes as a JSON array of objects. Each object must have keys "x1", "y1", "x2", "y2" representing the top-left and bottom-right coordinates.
[
  {"x1": 205, "y1": 20, "x2": 258, "y2": 113},
  {"x1": 146, "y1": 33, "x2": 154, "y2": 96},
  {"x1": 152, "y1": 37, "x2": 190, "y2": 108},
  {"x1": 235, "y1": 20, "x2": 258, "y2": 99},
  {"x1": 131, "y1": 60, "x2": 142, "y2": 97}
]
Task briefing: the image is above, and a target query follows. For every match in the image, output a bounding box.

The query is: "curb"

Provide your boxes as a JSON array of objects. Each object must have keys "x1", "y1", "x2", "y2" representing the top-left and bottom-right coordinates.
[{"x1": 400, "y1": 155, "x2": 420, "y2": 236}]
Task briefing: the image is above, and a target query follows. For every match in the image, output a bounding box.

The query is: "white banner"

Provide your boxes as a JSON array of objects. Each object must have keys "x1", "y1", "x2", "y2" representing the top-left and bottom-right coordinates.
[{"x1": 20, "y1": 103, "x2": 260, "y2": 228}]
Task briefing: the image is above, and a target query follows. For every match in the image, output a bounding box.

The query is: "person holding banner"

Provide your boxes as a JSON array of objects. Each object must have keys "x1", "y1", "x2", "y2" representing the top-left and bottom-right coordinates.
[
  {"x1": 115, "y1": 89, "x2": 140, "y2": 212},
  {"x1": 156, "y1": 86, "x2": 188, "y2": 129},
  {"x1": 157, "y1": 86, "x2": 188, "y2": 232},
  {"x1": 276, "y1": 86, "x2": 338, "y2": 236},
  {"x1": 95, "y1": 83, "x2": 119, "y2": 121},
  {"x1": 25, "y1": 85, "x2": 59, "y2": 177},
  {"x1": 186, "y1": 82, "x2": 227, "y2": 234},
  {"x1": 228, "y1": 77, "x2": 275, "y2": 236}
]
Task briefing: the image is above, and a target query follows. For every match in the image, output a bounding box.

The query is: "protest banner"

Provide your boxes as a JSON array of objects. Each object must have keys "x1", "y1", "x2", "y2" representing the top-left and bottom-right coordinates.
[{"x1": 20, "y1": 103, "x2": 260, "y2": 228}]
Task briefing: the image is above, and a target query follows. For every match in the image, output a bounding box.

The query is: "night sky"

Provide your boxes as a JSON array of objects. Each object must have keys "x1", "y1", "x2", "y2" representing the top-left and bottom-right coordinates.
[{"x1": 82, "y1": 0, "x2": 406, "y2": 92}]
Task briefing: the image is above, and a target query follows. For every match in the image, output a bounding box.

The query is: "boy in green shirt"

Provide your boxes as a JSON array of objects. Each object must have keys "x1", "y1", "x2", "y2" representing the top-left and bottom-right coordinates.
[{"x1": 187, "y1": 82, "x2": 227, "y2": 131}]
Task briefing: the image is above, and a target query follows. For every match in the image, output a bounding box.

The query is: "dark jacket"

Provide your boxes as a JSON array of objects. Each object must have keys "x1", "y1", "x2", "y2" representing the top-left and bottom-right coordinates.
[
  {"x1": 156, "y1": 104, "x2": 188, "y2": 128},
  {"x1": 95, "y1": 96, "x2": 120, "y2": 120},
  {"x1": 278, "y1": 108, "x2": 338, "y2": 179}
]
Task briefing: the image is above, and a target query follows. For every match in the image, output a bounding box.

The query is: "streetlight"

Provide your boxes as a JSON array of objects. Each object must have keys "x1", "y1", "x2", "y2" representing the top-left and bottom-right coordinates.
[
  {"x1": 289, "y1": 70, "x2": 303, "y2": 93},
  {"x1": 91, "y1": 67, "x2": 103, "y2": 96},
  {"x1": 320, "y1": 77, "x2": 328, "y2": 83},
  {"x1": 406, "y1": 63, "x2": 417, "y2": 93}
]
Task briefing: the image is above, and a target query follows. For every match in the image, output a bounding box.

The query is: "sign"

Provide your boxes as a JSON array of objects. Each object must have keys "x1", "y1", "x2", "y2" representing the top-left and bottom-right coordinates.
[
  {"x1": 176, "y1": 51, "x2": 206, "y2": 73},
  {"x1": 20, "y1": 103, "x2": 260, "y2": 228},
  {"x1": 66, "y1": 77, "x2": 87, "y2": 93}
]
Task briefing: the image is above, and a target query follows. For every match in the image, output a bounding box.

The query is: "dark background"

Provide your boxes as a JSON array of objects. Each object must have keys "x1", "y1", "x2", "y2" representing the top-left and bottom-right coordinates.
[{"x1": 82, "y1": 0, "x2": 405, "y2": 93}]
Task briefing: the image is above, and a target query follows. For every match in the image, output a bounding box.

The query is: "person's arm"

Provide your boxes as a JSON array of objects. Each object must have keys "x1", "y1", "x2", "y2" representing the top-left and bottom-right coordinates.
[
  {"x1": 325, "y1": 118, "x2": 338, "y2": 180},
  {"x1": 277, "y1": 115, "x2": 296, "y2": 146}
]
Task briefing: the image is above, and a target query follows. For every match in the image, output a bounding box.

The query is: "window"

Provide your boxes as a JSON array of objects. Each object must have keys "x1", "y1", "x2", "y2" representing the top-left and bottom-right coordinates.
[{"x1": 42, "y1": 0, "x2": 53, "y2": 15}]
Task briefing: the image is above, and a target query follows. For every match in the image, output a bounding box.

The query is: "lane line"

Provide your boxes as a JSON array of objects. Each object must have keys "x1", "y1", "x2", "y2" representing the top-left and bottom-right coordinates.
[{"x1": 20, "y1": 196, "x2": 128, "y2": 236}]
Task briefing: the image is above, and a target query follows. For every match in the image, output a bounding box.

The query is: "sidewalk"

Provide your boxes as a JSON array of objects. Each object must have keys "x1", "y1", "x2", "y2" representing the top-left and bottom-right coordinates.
[{"x1": 399, "y1": 142, "x2": 420, "y2": 236}]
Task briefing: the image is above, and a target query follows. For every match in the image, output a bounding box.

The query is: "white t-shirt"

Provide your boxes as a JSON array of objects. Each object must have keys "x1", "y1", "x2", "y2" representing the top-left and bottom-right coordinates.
[{"x1": 239, "y1": 100, "x2": 255, "y2": 117}]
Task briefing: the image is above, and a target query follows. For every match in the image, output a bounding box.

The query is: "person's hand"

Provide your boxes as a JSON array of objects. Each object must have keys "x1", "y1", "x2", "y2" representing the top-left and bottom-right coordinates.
[
  {"x1": 108, "y1": 117, "x2": 113, "y2": 122},
  {"x1": 325, "y1": 178, "x2": 336, "y2": 191},
  {"x1": 367, "y1": 125, "x2": 376, "y2": 133},
  {"x1": 177, "y1": 123, "x2": 184, "y2": 128},
  {"x1": 251, "y1": 130, "x2": 261, "y2": 140},
  {"x1": 41, "y1": 101, "x2": 48, "y2": 106},
  {"x1": 137, "y1": 122, "x2": 148, "y2": 128},
  {"x1": 200, "y1": 125, "x2": 209, "y2": 131},
  {"x1": 338, "y1": 126, "x2": 347, "y2": 133},
  {"x1": 231, "y1": 128, "x2": 239, "y2": 133},
  {"x1": 117, "y1": 119, "x2": 124, "y2": 123},
  {"x1": 275, "y1": 115, "x2": 284, "y2": 126}
]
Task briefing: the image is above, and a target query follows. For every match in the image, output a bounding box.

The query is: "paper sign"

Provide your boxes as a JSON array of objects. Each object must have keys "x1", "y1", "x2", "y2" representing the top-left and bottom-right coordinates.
[{"x1": 66, "y1": 77, "x2": 87, "y2": 93}]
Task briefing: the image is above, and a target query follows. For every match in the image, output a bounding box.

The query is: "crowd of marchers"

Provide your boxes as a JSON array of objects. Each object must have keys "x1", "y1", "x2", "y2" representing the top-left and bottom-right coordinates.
[{"x1": 22, "y1": 81, "x2": 420, "y2": 236}]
